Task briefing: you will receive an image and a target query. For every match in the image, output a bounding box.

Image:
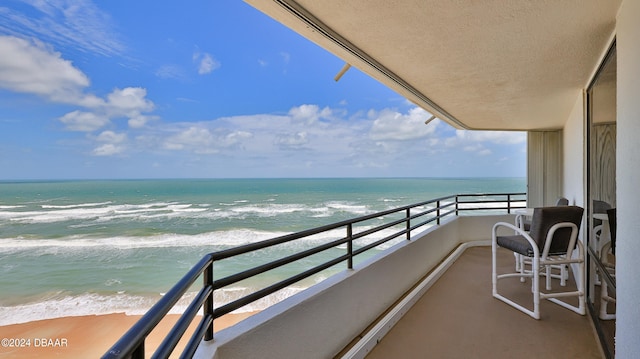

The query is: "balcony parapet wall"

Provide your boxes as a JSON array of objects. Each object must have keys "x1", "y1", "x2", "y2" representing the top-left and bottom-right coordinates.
[{"x1": 196, "y1": 214, "x2": 514, "y2": 359}]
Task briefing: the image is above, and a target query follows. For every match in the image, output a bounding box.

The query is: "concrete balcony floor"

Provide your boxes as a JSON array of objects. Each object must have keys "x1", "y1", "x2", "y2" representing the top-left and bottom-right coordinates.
[{"x1": 362, "y1": 246, "x2": 603, "y2": 359}]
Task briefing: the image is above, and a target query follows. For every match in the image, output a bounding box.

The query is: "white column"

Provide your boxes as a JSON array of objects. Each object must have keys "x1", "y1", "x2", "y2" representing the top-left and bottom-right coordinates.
[{"x1": 615, "y1": 1, "x2": 640, "y2": 357}]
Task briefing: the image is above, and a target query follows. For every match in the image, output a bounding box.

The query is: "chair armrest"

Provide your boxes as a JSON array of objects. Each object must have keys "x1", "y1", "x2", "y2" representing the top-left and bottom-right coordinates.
[
  {"x1": 493, "y1": 221, "x2": 530, "y2": 237},
  {"x1": 492, "y1": 221, "x2": 539, "y2": 256},
  {"x1": 593, "y1": 225, "x2": 603, "y2": 244},
  {"x1": 541, "y1": 222, "x2": 579, "y2": 257}
]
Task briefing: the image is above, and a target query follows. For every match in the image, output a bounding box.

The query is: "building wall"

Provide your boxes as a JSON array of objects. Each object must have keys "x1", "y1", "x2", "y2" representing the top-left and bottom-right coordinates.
[
  {"x1": 563, "y1": 95, "x2": 586, "y2": 208},
  {"x1": 615, "y1": 0, "x2": 640, "y2": 357}
]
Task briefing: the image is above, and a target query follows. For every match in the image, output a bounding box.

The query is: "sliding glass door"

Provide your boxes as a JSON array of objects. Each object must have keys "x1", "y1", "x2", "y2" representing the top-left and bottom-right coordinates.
[{"x1": 586, "y1": 41, "x2": 616, "y2": 359}]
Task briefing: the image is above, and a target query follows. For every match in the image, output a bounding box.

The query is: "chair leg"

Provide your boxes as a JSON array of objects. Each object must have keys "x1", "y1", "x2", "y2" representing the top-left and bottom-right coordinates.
[
  {"x1": 545, "y1": 264, "x2": 552, "y2": 290},
  {"x1": 599, "y1": 281, "x2": 616, "y2": 320},
  {"x1": 532, "y1": 257, "x2": 541, "y2": 319},
  {"x1": 492, "y1": 233, "x2": 540, "y2": 319},
  {"x1": 543, "y1": 257, "x2": 586, "y2": 316}
]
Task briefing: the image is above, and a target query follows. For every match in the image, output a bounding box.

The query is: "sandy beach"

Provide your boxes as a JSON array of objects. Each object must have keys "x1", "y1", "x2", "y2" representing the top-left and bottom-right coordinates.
[{"x1": 0, "y1": 312, "x2": 255, "y2": 359}]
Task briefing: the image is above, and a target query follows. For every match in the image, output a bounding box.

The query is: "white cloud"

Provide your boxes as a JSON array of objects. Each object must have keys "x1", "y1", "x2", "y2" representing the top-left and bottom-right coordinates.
[
  {"x1": 462, "y1": 144, "x2": 492, "y2": 156},
  {"x1": 35, "y1": 96, "x2": 530, "y2": 174},
  {"x1": 288, "y1": 104, "x2": 332, "y2": 125},
  {"x1": 0, "y1": 36, "x2": 90, "y2": 102},
  {"x1": 199, "y1": 53, "x2": 220, "y2": 74},
  {"x1": 0, "y1": 36, "x2": 157, "y2": 133},
  {"x1": 128, "y1": 114, "x2": 157, "y2": 129},
  {"x1": 59, "y1": 111, "x2": 110, "y2": 132},
  {"x1": 280, "y1": 52, "x2": 290, "y2": 64},
  {"x1": 275, "y1": 132, "x2": 309, "y2": 149},
  {"x1": 453, "y1": 130, "x2": 526, "y2": 145},
  {"x1": 57, "y1": 86, "x2": 156, "y2": 132},
  {"x1": 0, "y1": 0, "x2": 125, "y2": 57},
  {"x1": 164, "y1": 126, "x2": 217, "y2": 153},
  {"x1": 162, "y1": 125, "x2": 255, "y2": 155},
  {"x1": 96, "y1": 130, "x2": 126, "y2": 143},
  {"x1": 223, "y1": 131, "x2": 253, "y2": 146},
  {"x1": 107, "y1": 87, "x2": 154, "y2": 113},
  {"x1": 369, "y1": 107, "x2": 437, "y2": 141},
  {"x1": 92, "y1": 143, "x2": 124, "y2": 156},
  {"x1": 193, "y1": 51, "x2": 220, "y2": 75},
  {"x1": 155, "y1": 65, "x2": 187, "y2": 80},
  {"x1": 91, "y1": 130, "x2": 127, "y2": 156}
]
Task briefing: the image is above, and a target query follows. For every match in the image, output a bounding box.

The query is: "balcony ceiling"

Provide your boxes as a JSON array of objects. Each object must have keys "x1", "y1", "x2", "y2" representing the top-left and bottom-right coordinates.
[{"x1": 246, "y1": 0, "x2": 620, "y2": 131}]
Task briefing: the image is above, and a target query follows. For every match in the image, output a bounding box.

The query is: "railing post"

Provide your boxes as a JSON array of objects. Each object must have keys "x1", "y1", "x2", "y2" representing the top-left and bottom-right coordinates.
[
  {"x1": 132, "y1": 342, "x2": 144, "y2": 359},
  {"x1": 347, "y1": 224, "x2": 353, "y2": 269},
  {"x1": 204, "y1": 262, "x2": 214, "y2": 341},
  {"x1": 406, "y1": 208, "x2": 411, "y2": 240},
  {"x1": 507, "y1": 194, "x2": 512, "y2": 213},
  {"x1": 455, "y1": 195, "x2": 459, "y2": 216},
  {"x1": 436, "y1": 201, "x2": 441, "y2": 225}
]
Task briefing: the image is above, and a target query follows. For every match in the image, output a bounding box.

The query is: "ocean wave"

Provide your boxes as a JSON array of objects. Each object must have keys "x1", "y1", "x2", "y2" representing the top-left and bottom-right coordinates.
[
  {"x1": 0, "y1": 200, "x2": 377, "y2": 225},
  {"x1": 0, "y1": 206, "x2": 212, "y2": 226},
  {"x1": 0, "y1": 229, "x2": 290, "y2": 251},
  {"x1": 0, "y1": 286, "x2": 308, "y2": 326},
  {"x1": 0, "y1": 205, "x2": 25, "y2": 209},
  {"x1": 41, "y1": 201, "x2": 113, "y2": 209},
  {"x1": 0, "y1": 222, "x2": 410, "y2": 254},
  {"x1": 324, "y1": 201, "x2": 369, "y2": 214}
]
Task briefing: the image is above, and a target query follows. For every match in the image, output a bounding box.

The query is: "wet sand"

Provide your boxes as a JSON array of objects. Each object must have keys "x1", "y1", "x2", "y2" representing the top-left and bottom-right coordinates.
[{"x1": 0, "y1": 312, "x2": 255, "y2": 358}]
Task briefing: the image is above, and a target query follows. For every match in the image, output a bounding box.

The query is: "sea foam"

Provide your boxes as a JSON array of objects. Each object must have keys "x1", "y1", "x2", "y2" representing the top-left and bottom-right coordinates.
[{"x1": 0, "y1": 286, "x2": 307, "y2": 326}]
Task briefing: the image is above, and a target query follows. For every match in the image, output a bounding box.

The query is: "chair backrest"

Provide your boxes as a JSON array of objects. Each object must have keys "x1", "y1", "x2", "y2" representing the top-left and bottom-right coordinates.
[
  {"x1": 593, "y1": 200, "x2": 612, "y2": 227},
  {"x1": 593, "y1": 200, "x2": 612, "y2": 213},
  {"x1": 555, "y1": 197, "x2": 569, "y2": 206},
  {"x1": 529, "y1": 206, "x2": 584, "y2": 254},
  {"x1": 607, "y1": 208, "x2": 616, "y2": 255}
]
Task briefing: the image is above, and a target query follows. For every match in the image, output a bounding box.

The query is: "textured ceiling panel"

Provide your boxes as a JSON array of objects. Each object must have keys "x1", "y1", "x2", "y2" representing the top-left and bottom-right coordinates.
[{"x1": 247, "y1": 0, "x2": 620, "y2": 130}]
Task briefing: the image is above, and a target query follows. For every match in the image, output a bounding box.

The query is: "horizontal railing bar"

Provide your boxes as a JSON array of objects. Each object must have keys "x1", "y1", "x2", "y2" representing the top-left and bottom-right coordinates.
[
  {"x1": 457, "y1": 192, "x2": 527, "y2": 197},
  {"x1": 352, "y1": 208, "x2": 453, "y2": 257},
  {"x1": 408, "y1": 218, "x2": 437, "y2": 232},
  {"x1": 180, "y1": 315, "x2": 213, "y2": 359},
  {"x1": 353, "y1": 228, "x2": 407, "y2": 256},
  {"x1": 213, "y1": 254, "x2": 350, "y2": 318},
  {"x1": 152, "y1": 285, "x2": 213, "y2": 359},
  {"x1": 351, "y1": 211, "x2": 443, "y2": 255},
  {"x1": 457, "y1": 201, "x2": 526, "y2": 206},
  {"x1": 438, "y1": 208, "x2": 457, "y2": 218},
  {"x1": 457, "y1": 197, "x2": 527, "y2": 202},
  {"x1": 436, "y1": 202, "x2": 456, "y2": 209},
  {"x1": 102, "y1": 254, "x2": 213, "y2": 359},
  {"x1": 467, "y1": 198, "x2": 525, "y2": 201},
  {"x1": 350, "y1": 217, "x2": 408, "y2": 241},
  {"x1": 213, "y1": 237, "x2": 350, "y2": 289},
  {"x1": 407, "y1": 208, "x2": 438, "y2": 220},
  {"x1": 209, "y1": 196, "x2": 459, "y2": 261},
  {"x1": 457, "y1": 207, "x2": 525, "y2": 211}
]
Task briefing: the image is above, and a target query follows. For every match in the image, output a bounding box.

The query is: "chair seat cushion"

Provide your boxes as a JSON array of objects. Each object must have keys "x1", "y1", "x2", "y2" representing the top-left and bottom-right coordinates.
[{"x1": 497, "y1": 235, "x2": 534, "y2": 256}]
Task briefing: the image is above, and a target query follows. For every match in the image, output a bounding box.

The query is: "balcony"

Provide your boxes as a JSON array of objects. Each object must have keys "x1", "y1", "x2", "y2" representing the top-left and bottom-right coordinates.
[
  {"x1": 358, "y1": 246, "x2": 601, "y2": 358},
  {"x1": 102, "y1": 193, "x2": 607, "y2": 359}
]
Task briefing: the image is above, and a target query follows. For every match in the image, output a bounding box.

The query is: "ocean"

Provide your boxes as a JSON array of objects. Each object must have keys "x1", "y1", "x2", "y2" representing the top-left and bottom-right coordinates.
[{"x1": 0, "y1": 177, "x2": 525, "y2": 325}]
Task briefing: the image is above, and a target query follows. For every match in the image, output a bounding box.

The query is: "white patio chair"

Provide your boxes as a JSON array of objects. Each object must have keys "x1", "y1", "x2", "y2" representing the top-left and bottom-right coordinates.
[{"x1": 492, "y1": 206, "x2": 585, "y2": 319}]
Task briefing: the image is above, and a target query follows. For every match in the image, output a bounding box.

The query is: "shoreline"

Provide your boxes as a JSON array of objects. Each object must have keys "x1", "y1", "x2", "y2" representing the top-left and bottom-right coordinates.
[{"x1": 0, "y1": 312, "x2": 256, "y2": 359}]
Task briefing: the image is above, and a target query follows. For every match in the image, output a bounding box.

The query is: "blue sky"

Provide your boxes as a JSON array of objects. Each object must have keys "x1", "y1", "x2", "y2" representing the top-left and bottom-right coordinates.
[{"x1": 0, "y1": 1, "x2": 526, "y2": 180}]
